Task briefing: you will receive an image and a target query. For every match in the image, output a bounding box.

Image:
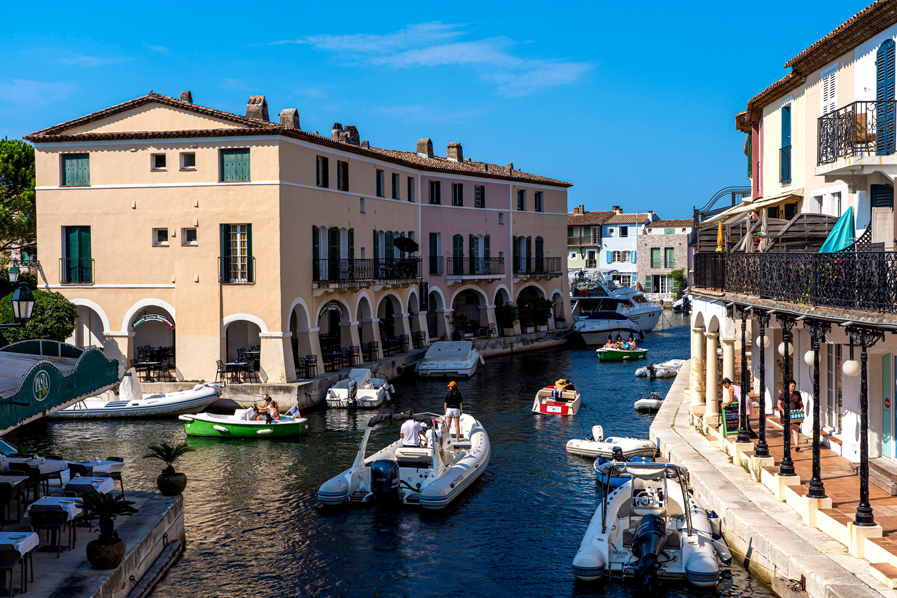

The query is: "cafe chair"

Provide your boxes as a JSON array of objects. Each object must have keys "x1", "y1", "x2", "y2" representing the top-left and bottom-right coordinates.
[
  {"x1": 0, "y1": 525, "x2": 33, "y2": 587},
  {"x1": 31, "y1": 510, "x2": 71, "y2": 557},
  {"x1": 304, "y1": 355, "x2": 318, "y2": 379},
  {"x1": 0, "y1": 547, "x2": 24, "y2": 596},
  {"x1": 48, "y1": 491, "x2": 77, "y2": 498},
  {"x1": 67, "y1": 463, "x2": 90, "y2": 478},
  {"x1": 215, "y1": 360, "x2": 228, "y2": 384},
  {"x1": 105, "y1": 457, "x2": 125, "y2": 497},
  {"x1": 0, "y1": 485, "x2": 21, "y2": 525}
]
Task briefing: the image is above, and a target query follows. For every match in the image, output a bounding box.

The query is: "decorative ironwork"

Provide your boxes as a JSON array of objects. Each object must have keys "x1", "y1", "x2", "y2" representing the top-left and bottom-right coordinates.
[
  {"x1": 818, "y1": 100, "x2": 897, "y2": 165},
  {"x1": 776, "y1": 313, "x2": 797, "y2": 477},
  {"x1": 846, "y1": 325, "x2": 886, "y2": 526},
  {"x1": 754, "y1": 309, "x2": 771, "y2": 459},
  {"x1": 446, "y1": 257, "x2": 505, "y2": 277},
  {"x1": 60, "y1": 257, "x2": 94, "y2": 285},
  {"x1": 514, "y1": 257, "x2": 562, "y2": 277},
  {"x1": 804, "y1": 319, "x2": 830, "y2": 500},
  {"x1": 736, "y1": 306, "x2": 751, "y2": 444},
  {"x1": 313, "y1": 258, "x2": 422, "y2": 285},
  {"x1": 694, "y1": 252, "x2": 897, "y2": 314}
]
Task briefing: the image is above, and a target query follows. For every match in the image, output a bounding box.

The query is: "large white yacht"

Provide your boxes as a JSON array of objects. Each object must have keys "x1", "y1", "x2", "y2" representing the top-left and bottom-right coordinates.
[{"x1": 571, "y1": 275, "x2": 662, "y2": 334}]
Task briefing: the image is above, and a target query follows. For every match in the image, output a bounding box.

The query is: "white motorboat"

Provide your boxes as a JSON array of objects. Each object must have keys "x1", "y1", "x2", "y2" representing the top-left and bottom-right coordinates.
[
  {"x1": 532, "y1": 386, "x2": 581, "y2": 416},
  {"x1": 573, "y1": 462, "x2": 727, "y2": 588},
  {"x1": 634, "y1": 392, "x2": 664, "y2": 412},
  {"x1": 571, "y1": 304, "x2": 643, "y2": 346},
  {"x1": 49, "y1": 369, "x2": 221, "y2": 419},
  {"x1": 572, "y1": 279, "x2": 663, "y2": 333},
  {"x1": 671, "y1": 297, "x2": 691, "y2": 313},
  {"x1": 566, "y1": 425, "x2": 657, "y2": 459},
  {"x1": 635, "y1": 359, "x2": 686, "y2": 379},
  {"x1": 325, "y1": 368, "x2": 394, "y2": 409},
  {"x1": 416, "y1": 341, "x2": 484, "y2": 378},
  {"x1": 318, "y1": 412, "x2": 490, "y2": 510}
]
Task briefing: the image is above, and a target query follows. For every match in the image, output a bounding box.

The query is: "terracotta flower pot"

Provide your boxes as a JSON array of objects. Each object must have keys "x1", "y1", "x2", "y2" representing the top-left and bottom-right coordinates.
[
  {"x1": 86, "y1": 539, "x2": 126, "y2": 569},
  {"x1": 157, "y1": 472, "x2": 187, "y2": 496}
]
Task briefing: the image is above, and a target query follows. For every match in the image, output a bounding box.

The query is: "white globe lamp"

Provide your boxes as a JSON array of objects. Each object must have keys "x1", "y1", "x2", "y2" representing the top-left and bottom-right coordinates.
[
  {"x1": 777, "y1": 342, "x2": 793, "y2": 357},
  {"x1": 755, "y1": 335, "x2": 770, "y2": 349},
  {"x1": 842, "y1": 360, "x2": 861, "y2": 378},
  {"x1": 803, "y1": 350, "x2": 814, "y2": 367}
]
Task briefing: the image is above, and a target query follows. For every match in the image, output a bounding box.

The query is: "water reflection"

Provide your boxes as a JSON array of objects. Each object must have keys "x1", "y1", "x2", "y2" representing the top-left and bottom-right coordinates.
[{"x1": 7, "y1": 311, "x2": 773, "y2": 597}]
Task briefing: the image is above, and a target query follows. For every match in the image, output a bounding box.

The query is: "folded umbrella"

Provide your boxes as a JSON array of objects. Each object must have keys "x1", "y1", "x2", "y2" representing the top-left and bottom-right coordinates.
[{"x1": 393, "y1": 237, "x2": 419, "y2": 253}]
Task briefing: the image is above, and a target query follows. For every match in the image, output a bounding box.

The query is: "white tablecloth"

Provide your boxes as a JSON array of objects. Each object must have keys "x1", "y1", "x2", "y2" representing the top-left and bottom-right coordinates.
[
  {"x1": 0, "y1": 531, "x2": 39, "y2": 556},
  {"x1": 75, "y1": 460, "x2": 124, "y2": 474},
  {"x1": 65, "y1": 477, "x2": 115, "y2": 495},
  {"x1": 3, "y1": 458, "x2": 67, "y2": 474},
  {"x1": 0, "y1": 475, "x2": 29, "y2": 488},
  {"x1": 28, "y1": 497, "x2": 82, "y2": 521}
]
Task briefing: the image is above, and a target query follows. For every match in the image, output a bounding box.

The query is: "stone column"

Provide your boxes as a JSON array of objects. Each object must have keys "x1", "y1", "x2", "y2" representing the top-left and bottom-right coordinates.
[
  {"x1": 295, "y1": 328, "x2": 323, "y2": 368},
  {"x1": 103, "y1": 331, "x2": 134, "y2": 378},
  {"x1": 722, "y1": 336, "x2": 736, "y2": 383},
  {"x1": 339, "y1": 321, "x2": 362, "y2": 350},
  {"x1": 705, "y1": 332, "x2": 720, "y2": 425},
  {"x1": 413, "y1": 313, "x2": 430, "y2": 346},
  {"x1": 393, "y1": 312, "x2": 412, "y2": 339},
  {"x1": 259, "y1": 332, "x2": 293, "y2": 384},
  {"x1": 439, "y1": 309, "x2": 453, "y2": 340},
  {"x1": 359, "y1": 319, "x2": 382, "y2": 360},
  {"x1": 690, "y1": 326, "x2": 706, "y2": 406}
]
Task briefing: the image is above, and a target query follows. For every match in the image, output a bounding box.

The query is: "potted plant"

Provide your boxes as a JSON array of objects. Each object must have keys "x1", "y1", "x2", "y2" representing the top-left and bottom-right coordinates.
[
  {"x1": 78, "y1": 490, "x2": 138, "y2": 570},
  {"x1": 532, "y1": 298, "x2": 553, "y2": 332},
  {"x1": 495, "y1": 303, "x2": 519, "y2": 336},
  {"x1": 518, "y1": 303, "x2": 535, "y2": 333},
  {"x1": 144, "y1": 442, "x2": 195, "y2": 496},
  {"x1": 449, "y1": 311, "x2": 468, "y2": 341}
]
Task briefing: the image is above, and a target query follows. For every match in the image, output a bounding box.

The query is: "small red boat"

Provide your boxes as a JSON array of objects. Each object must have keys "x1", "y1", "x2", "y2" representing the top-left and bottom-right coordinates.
[{"x1": 532, "y1": 385, "x2": 581, "y2": 416}]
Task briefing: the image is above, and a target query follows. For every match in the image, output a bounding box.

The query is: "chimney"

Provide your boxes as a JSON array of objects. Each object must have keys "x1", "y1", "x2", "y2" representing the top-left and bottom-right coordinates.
[
  {"x1": 331, "y1": 123, "x2": 344, "y2": 141},
  {"x1": 180, "y1": 91, "x2": 193, "y2": 104},
  {"x1": 279, "y1": 109, "x2": 300, "y2": 129},
  {"x1": 447, "y1": 142, "x2": 463, "y2": 162},
  {"x1": 343, "y1": 125, "x2": 360, "y2": 145},
  {"x1": 573, "y1": 205, "x2": 584, "y2": 215},
  {"x1": 361, "y1": 140, "x2": 370, "y2": 149},
  {"x1": 417, "y1": 138, "x2": 434, "y2": 158},
  {"x1": 246, "y1": 96, "x2": 269, "y2": 121},
  {"x1": 505, "y1": 162, "x2": 514, "y2": 174},
  {"x1": 612, "y1": 205, "x2": 623, "y2": 215}
]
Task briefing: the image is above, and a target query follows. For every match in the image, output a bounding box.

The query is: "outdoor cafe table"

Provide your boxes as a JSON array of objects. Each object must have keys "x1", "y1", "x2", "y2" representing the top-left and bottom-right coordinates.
[
  {"x1": 65, "y1": 477, "x2": 114, "y2": 496},
  {"x1": 27, "y1": 497, "x2": 82, "y2": 521},
  {"x1": 0, "y1": 531, "x2": 38, "y2": 556},
  {"x1": 1, "y1": 458, "x2": 67, "y2": 475},
  {"x1": 72, "y1": 460, "x2": 124, "y2": 475},
  {"x1": 0, "y1": 476, "x2": 29, "y2": 489}
]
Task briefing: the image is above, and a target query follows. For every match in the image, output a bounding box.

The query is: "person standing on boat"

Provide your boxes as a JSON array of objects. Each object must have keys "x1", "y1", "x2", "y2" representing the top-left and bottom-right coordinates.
[
  {"x1": 444, "y1": 382, "x2": 463, "y2": 441},
  {"x1": 400, "y1": 411, "x2": 425, "y2": 447}
]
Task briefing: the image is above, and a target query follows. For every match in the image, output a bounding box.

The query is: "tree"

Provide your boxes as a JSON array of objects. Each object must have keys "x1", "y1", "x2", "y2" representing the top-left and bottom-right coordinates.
[
  {"x1": 0, "y1": 138, "x2": 36, "y2": 253},
  {"x1": 0, "y1": 288, "x2": 77, "y2": 344},
  {"x1": 669, "y1": 268, "x2": 688, "y2": 291}
]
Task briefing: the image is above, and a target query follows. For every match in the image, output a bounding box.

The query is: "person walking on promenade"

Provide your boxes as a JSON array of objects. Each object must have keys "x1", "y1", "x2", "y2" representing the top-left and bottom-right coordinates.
[
  {"x1": 445, "y1": 381, "x2": 463, "y2": 442},
  {"x1": 722, "y1": 378, "x2": 756, "y2": 438},
  {"x1": 777, "y1": 380, "x2": 804, "y2": 451}
]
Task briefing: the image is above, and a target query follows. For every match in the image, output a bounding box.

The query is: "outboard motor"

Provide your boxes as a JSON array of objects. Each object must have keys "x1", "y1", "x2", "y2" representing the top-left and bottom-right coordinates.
[
  {"x1": 632, "y1": 514, "x2": 666, "y2": 591},
  {"x1": 347, "y1": 380, "x2": 358, "y2": 408},
  {"x1": 611, "y1": 446, "x2": 625, "y2": 463},
  {"x1": 646, "y1": 364, "x2": 656, "y2": 380},
  {"x1": 370, "y1": 460, "x2": 399, "y2": 500}
]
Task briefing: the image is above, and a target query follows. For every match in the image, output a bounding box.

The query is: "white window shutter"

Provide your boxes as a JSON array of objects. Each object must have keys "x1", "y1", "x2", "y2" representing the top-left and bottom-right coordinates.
[{"x1": 822, "y1": 69, "x2": 837, "y2": 116}]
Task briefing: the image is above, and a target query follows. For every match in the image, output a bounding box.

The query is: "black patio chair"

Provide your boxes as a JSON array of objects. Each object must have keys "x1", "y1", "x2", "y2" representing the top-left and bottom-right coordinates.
[
  {"x1": 241, "y1": 359, "x2": 260, "y2": 383},
  {"x1": 30, "y1": 510, "x2": 71, "y2": 557},
  {"x1": 0, "y1": 484, "x2": 21, "y2": 525},
  {"x1": 215, "y1": 360, "x2": 228, "y2": 383},
  {"x1": 347, "y1": 346, "x2": 361, "y2": 367},
  {"x1": 0, "y1": 525, "x2": 32, "y2": 588},
  {"x1": 105, "y1": 457, "x2": 125, "y2": 497},
  {"x1": 7, "y1": 464, "x2": 43, "y2": 503},
  {"x1": 304, "y1": 356, "x2": 318, "y2": 378},
  {"x1": 0, "y1": 546, "x2": 24, "y2": 596}
]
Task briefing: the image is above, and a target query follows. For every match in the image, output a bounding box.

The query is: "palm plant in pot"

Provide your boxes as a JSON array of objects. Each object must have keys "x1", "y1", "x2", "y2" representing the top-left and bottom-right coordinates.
[
  {"x1": 78, "y1": 490, "x2": 138, "y2": 569},
  {"x1": 144, "y1": 442, "x2": 195, "y2": 496}
]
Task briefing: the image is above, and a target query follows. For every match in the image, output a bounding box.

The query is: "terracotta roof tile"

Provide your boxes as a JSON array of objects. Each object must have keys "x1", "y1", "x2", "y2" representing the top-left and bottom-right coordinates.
[
  {"x1": 605, "y1": 213, "x2": 654, "y2": 225},
  {"x1": 567, "y1": 210, "x2": 615, "y2": 226},
  {"x1": 25, "y1": 93, "x2": 572, "y2": 188},
  {"x1": 646, "y1": 219, "x2": 693, "y2": 228}
]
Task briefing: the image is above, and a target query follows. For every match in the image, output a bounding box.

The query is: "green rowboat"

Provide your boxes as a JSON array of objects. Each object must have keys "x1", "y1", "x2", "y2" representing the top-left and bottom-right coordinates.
[
  {"x1": 595, "y1": 348, "x2": 649, "y2": 362},
  {"x1": 179, "y1": 411, "x2": 307, "y2": 438}
]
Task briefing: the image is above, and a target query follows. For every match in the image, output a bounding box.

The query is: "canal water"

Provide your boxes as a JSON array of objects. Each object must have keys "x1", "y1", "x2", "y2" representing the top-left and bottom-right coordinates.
[{"x1": 8, "y1": 312, "x2": 775, "y2": 597}]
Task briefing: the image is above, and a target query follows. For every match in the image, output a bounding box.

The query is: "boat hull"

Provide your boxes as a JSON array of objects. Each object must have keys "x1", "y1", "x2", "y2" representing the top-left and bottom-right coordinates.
[
  {"x1": 634, "y1": 399, "x2": 663, "y2": 411},
  {"x1": 49, "y1": 385, "x2": 220, "y2": 419},
  {"x1": 532, "y1": 388, "x2": 581, "y2": 416},
  {"x1": 181, "y1": 414, "x2": 307, "y2": 438},
  {"x1": 596, "y1": 348, "x2": 648, "y2": 361},
  {"x1": 566, "y1": 437, "x2": 656, "y2": 459}
]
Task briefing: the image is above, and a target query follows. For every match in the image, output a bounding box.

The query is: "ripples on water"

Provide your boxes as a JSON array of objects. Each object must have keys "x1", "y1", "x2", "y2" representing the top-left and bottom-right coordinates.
[{"x1": 8, "y1": 312, "x2": 773, "y2": 597}]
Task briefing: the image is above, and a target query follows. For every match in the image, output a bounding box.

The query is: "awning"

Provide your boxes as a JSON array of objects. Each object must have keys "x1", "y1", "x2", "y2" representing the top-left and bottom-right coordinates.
[
  {"x1": 820, "y1": 206, "x2": 856, "y2": 253},
  {"x1": 701, "y1": 188, "x2": 804, "y2": 227},
  {"x1": 0, "y1": 340, "x2": 119, "y2": 435}
]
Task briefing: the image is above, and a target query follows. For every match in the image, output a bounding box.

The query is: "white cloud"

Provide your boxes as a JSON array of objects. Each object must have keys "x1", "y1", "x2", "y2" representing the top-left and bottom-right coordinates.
[
  {"x1": 0, "y1": 79, "x2": 74, "y2": 106},
  {"x1": 220, "y1": 78, "x2": 250, "y2": 90},
  {"x1": 280, "y1": 23, "x2": 590, "y2": 97},
  {"x1": 292, "y1": 87, "x2": 329, "y2": 99},
  {"x1": 372, "y1": 104, "x2": 480, "y2": 124},
  {"x1": 52, "y1": 53, "x2": 117, "y2": 67},
  {"x1": 144, "y1": 44, "x2": 171, "y2": 54}
]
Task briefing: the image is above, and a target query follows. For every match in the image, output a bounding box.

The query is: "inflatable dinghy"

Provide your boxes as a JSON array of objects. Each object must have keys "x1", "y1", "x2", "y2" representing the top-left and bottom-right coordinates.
[
  {"x1": 566, "y1": 425, "x2": 657, "y2": 459},
  {"x1": 634, "y1": 392, "x2": 664, "y2": 412},
  {"x1": 634, "y1": 359, "x2": 685, "y2": 379}
]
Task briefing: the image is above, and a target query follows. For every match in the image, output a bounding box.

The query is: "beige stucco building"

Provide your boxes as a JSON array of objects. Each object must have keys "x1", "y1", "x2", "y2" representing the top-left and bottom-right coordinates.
[{"x1": 25, "y1": 92, "x2": 571, "y2": 383}]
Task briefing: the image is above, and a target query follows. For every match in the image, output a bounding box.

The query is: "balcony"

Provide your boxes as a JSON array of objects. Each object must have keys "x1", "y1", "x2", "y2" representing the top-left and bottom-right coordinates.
[
  {"x1": 817, "y1": 100, "x2": 897, "y2": 168},
  {"x1": 445, "y1": 257, "x2": 504, "y2": 280},
  {"x1": 513, "y1": 257, "x2": 563, "y2": 278},
  {"x1": 313, "y1": 258, "x2": 422, "y2": 288},
  {"x1": 693, "y1": 251, "x2": 897, "y2": 314},
  {"x1": 219, "y1": 257, "x2": 256, "y2": 284},
  {"x1": 60, "y1": 258, "x2": 94, "y2": 284}
]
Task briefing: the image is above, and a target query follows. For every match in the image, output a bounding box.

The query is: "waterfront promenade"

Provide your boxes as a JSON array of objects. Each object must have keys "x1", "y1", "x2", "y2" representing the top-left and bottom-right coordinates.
[{"x1": 651, "y1": 361, "x2": 894, "y2": 597}]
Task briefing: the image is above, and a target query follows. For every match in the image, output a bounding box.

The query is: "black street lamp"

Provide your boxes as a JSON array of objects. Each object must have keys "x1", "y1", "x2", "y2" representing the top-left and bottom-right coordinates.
[
  {"x1": 1, "y1": 261, "x2": 35, "y2": 328},
  {"x1": 754, "y1": 309, "x2": 771, "y2": 459},
  {"x1": 777, "y1": 313, "x2": 797, "y2": 477},
  {"x1": 804, "y1": 319, "x2": 830, "y2": 500},
  {"x1": 736, "y1": 305, "x2": 751, "y2": 444}
]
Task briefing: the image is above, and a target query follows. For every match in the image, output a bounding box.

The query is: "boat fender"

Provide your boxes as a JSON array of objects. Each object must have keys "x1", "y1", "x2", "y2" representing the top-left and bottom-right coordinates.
[
  {"x1": 178, "y1": 415, "x2": 194, "y2": 422},
  {"x1": 257, "y1": 429, "x2": 274, "y2": 435},
  {"x1": 193, "y1": 384, "x2": 204, "y2": 391},
  {"x1": 706, "y1": 510, "x2": 720, "y2": 535},
  {"x1": 479, "y1": 354, "x2": 486, "y2": 365},
  {"x1": 389, "y1": 385, "x2": 395, "y2": 394},
  {"x1": 452, "y1": 450, "x2": 468, "y2": 464},
  {"x1": 212, "y1": 425, "x2": 229, "y2": 433},
  {"x1": 710, "y1": 533, "x2": 732, "y2": 565}
]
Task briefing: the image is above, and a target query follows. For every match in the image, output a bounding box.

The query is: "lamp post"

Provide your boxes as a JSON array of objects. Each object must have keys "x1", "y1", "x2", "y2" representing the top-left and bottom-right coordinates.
[
  {"x1": 1, "y1": 261, "x2": 35, "y2": 328},
  {"x1": 754, "y1": 309, "x2": 771, "y2": 459},
  {"x1": 847, "y1": 325, "x2": 885, "y2": 526},
  {"x1": 805, "y1": 319, "x2": 830, "y2": 500},
  {"x1": 736, "y1": 305, "x2": 751, "y2": 444},
  {"x1": 777, "y1": 313, "x2": 797, "y2": 477}
]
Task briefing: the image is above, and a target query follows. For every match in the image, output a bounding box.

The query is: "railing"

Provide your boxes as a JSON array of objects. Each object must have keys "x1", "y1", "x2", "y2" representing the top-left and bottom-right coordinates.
[
  {"x1": 60, "y1": 258, "x2": 94, "y2": 284},
  {"x1": 513, "y1": 256, "x2": 562, "y2": 276},
  {"x1": 693, "y1": 252, "x2": 897, "y2": 313},
  {"x1": 429, "y1": 256, "x2": 443, "y2": 275},
  {"x1": 219, "y1": 256, "x2": 256, "y2": 284},
  {"x1": 818, "y1": 100, "x2": 897, "y2": 164},
  {"x1": 446, "y1": 257, "x2": 505, "y2": 277},
  {"x1": 313, "y1": 258, "x2": 422, "y2": 283}
]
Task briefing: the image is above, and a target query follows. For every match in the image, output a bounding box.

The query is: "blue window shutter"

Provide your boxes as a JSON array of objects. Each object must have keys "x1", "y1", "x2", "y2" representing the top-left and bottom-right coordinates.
[
  {"x1": 781, "y1": 105, "x2": 791, "y2": 147},
  {"x1": 606, "y1": 251, "x2": 612, "y2": 264},
  {"x1": 220, "y1": 224, "x2": 230, "y2": 281},
  {"x1": 631, "y1": 250, "x2": 637, "y2": 263},
  {"x1": 877, "y1": 40, "x2": 896, "y2": 155}
]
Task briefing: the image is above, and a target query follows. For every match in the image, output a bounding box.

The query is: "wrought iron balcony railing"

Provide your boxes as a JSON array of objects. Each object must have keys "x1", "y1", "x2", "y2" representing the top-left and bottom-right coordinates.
[
  {"x1": 219, "y1": 256, "x2": 256, "y2": 284},
  {"x1": 60, "y1": 258, "x2": 94, "y2": 284},
  {"x1": 313, "y1": 258, "x2": 422, "y2": 284},
  {"x1": 818, "y1": 100, "x2": 897, "y2": 164},
  {"x1": 693, "y1": 251, "x2": 897, "y2": 313},
  {"x1": 446, "y1": 257, "x2": 505, "y2": 277},
  {"x1": 513, "y1": 256, "x2": 562, "y2": 276}
]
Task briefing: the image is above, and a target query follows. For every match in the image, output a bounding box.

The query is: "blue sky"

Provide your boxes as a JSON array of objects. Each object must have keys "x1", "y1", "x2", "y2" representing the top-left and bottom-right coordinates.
[{"x1": 0, "y1": 0, "x2": 872, "y2": 218}]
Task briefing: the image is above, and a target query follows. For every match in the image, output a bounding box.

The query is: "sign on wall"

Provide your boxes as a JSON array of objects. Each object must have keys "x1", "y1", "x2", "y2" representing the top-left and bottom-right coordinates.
[{"x1": 133, "y1": 314, "x2": 175, "y2": 330}]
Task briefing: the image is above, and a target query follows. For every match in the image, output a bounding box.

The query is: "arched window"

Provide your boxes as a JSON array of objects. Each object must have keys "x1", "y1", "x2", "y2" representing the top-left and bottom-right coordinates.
[
  {"x1": 877, "y1": 39, "x2": 896, "y2": 155},
  {"x1": 621, "y1": 250, "x2": 631, "y2": 262}
]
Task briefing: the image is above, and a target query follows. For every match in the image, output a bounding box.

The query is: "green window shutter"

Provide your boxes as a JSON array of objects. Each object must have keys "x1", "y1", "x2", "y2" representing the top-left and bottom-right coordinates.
[
  {"x1": 246, "y1": 224, "x2": 253, "y2": 281},
  {"x1": 63, "y1": 154, "x2": 89, "y2": 186},
  {"x1": 484, "y1": 235, "x2": 490, "y2": 259},
  {"x1": 373, "y1": 230, "x2": 379, "y2": 259},
  {"x1": 220, "y1": 224, "x2": 230, "y2": 281},
  {"x1": 650, "y1": 248, "x2": 660, "y2": 268},
  {"x1": 645, "y1": 275, "x2": 653, "y2": 293},
  {"x1": 312, "y1": 226, "x2": 320, "y2": 280},
  {"x1": 348, "y1": 228, "x2": 354, "y2": 259},
  {"x1": 671, "y1": 277, "x2": 681, "y2": 293},
  {"x1": 664, "y1": 228, "x2": 675, "y2": 235},
  {"x1": 665, "y1": 248, "x2": 675, "y2": 268},
  {"x1": 385, "y1": 231, "x2": 394, "y2": 261},
  {"x1": 221, "y1": 149, "x2": 250, "y2": 182}
]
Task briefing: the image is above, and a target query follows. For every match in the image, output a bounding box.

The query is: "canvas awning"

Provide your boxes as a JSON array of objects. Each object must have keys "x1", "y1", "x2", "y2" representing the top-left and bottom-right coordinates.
[
  {"x1": 701, "y1": 189, "x2": 804, "y2": 227},
  {"x1": 0, "y1": 340, "x2": 119, "y2": 435}
]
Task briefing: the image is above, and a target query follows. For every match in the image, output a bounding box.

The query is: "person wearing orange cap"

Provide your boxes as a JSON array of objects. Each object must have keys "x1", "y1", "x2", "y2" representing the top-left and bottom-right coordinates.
[{"x1": 444, "y1": 381, "x2": 463, "y2": 442}]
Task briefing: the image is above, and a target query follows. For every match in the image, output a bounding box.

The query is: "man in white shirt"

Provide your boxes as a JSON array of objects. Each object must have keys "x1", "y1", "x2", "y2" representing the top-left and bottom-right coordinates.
[
  {"x1": 400, "y1": 411, "x2": 424, "y2": 447},
  {"x1": 426, "y1": 420, "x2": 443, "y2": 448}
]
